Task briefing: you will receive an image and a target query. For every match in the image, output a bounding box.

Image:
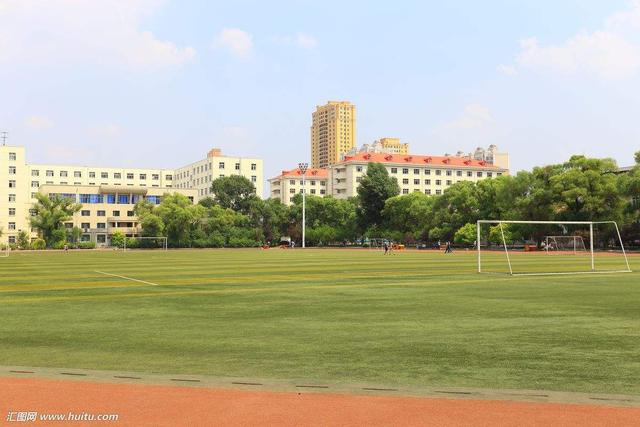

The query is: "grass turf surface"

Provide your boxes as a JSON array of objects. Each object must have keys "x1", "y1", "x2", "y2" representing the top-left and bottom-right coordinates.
[{"x1": 0, "y1": 249, "x2": 638, "y2": 395}]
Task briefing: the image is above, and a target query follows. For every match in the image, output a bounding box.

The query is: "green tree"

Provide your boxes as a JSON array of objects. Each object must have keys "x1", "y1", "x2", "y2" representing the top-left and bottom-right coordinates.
[
  {"x1": 155, "y1": 193, "x2": 206, "y2": 247},
  {"x1": 17, "y1": 230, "x2": 30, "y2": 249},
  {"x1": 356, "y1": 162, "x2": 400, "y2": 231},
  {"x1": 110, "y1": 231, "x2": 125, "y2": 248},
  {"x1": 29, "y1": 193, "x2": 82, "y2": 247},
  {"x1": 210, "y1": 175, "x2": 258, "y2": 214},
  {"x1": 382, "y1": 192, "x2": 435, "y2": 241},
  {"x1": 454, "y1": 223, "x2": 477, "y2": 246}
]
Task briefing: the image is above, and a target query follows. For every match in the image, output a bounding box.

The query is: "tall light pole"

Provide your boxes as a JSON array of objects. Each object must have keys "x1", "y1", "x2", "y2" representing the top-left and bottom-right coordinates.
[{"x1": 298, "y1": 162, "x2": 308, "y2": 248}]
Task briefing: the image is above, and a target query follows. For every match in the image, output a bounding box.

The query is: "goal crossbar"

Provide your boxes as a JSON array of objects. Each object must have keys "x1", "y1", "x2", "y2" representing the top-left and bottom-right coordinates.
[{"x1": 476, "y1": 220, "x2": 632, "y2": 276}]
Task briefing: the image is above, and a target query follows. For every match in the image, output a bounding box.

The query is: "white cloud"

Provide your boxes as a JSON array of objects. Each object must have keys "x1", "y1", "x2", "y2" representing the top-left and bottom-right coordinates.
[
  {"x1": 26, "y1": 115, "x2": 54, "y2": 130},
  {"x1": 213, "y1": 28, "x2": 253, "y2": 59},
  {"x1": 294, "y1": 33, "x2": 318, "y2": 49},
  {"x1": 505, "y1": 2, "x2": 640, "y2": 80},
  {"x1": 88, "y1": 123, "x2": 121, "y2": 138},
  {"x1": 445, "y1": 104, "x2": 492, "y2": 130},
  {"x1": 0, "y1": 0, "x2": 195, "y2": 69},
  {"x1": 497, "y1": 64, "x2": 517, "y2": 76},
  {"x1": 273, "y1": 33, "x2": 319, "y2": 49}
]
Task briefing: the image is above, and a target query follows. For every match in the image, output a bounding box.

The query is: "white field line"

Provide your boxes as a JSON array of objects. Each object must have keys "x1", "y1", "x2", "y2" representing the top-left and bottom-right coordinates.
[{"x1": 95, "y1": 271, "x2": 160, "y2": 286}]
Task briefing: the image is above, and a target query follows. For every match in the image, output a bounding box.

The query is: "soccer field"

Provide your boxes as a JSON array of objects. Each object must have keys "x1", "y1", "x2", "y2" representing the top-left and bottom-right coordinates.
[{"x1": 0, "y1": 249, "x2": 638, "y2": 395}]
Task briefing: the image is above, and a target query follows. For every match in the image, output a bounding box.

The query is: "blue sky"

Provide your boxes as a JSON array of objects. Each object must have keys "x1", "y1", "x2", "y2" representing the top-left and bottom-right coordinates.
[{"x1": 1, "y1": 0, "x2": 639, "y2": 193}]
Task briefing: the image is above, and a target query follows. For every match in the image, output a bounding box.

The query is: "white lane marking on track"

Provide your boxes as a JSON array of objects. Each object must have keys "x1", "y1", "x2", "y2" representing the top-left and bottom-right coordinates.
[{"x1": 95, "y1": 271, "x2": 160, "y2": 286}]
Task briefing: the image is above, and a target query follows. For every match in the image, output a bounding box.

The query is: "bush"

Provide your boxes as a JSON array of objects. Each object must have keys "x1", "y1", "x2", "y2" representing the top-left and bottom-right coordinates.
[
  {"x1": 77, "y1": 241, "x2": 96, "y2": 249},
  {"x1": 31, "y1": 239, "x2": 46, "y2": 250},
  {"x1": 227, "y1": 236, "x2": 257, "y2": 248},
  {"x1": 51, "y1": 240, "x2": 67, "y2": 250},
  {"x1": 125, "y1": 238, "x2": 139, "y2": 249}
]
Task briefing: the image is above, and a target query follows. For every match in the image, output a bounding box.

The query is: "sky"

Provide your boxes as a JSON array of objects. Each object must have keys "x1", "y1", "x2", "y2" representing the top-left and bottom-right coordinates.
[{"x1": 1, "y1": 0, "x2": 640, "y2": 195}]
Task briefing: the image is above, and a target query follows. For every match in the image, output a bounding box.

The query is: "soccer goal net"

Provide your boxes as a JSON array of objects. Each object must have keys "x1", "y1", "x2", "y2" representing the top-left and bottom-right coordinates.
[
  {"x1": 123, "y1": 236, "x2": 168, "y2": 251},
  {"x1": 367, "y1": 238, "x2": 390, "y2": 250},
  {"x1": 0, "y1": 244, "x2": 9, "y2": 258},
  {"x1": 476, "y1": 220, "x2": 631, "y2": 276}
]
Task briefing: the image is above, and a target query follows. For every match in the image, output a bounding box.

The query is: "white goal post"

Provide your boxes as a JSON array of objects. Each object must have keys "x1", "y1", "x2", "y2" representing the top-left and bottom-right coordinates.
[
  {"x1": 477, "y1": 220, "x2": 632, "y2": 276},
  {"x1": 123, "y1": 236, "x2": 168, "y2": 251}
]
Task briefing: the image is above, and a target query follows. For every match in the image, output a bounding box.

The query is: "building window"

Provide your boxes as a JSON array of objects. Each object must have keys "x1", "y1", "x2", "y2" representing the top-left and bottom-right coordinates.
[
  {"x1": 166, "y1": 175, "x2": 173, "y2": 180},
  {"x1": 320, "y1": 189, "x2": 326, "y2": 195},
  {"x1": 60, "y1": 171, "x2": 68, "y2": 177},
  {"x1": 88, "y1": 172, "x2": 95, "y2": 178},
  {"x1": 446, "y1": 180, "x2": 452, "y2": 185},
  {"x1": 321, "y1": 181, "x2": 326, "y2": 186},
  {"x1": 251, "y1": 176, "x2": 257, "y2": 182},
  {"x1": 425, "y1": 189, "x2": 431, "y2": 195},
  {"x1": 390, "y1": 168, "x2": 397, "y2": 174},
  {"x1": 46, "y1": 170, "x2": 54, "y2": 177},
  {"x1": 413, "y1": 169, "x2": 420, "y2": 174},
  {"x1": 356, "y1": 166, "x2": 363, "y2": 172},
  {"x1": 456, "y1": 170, "x2": 462, "y2": 176},
  {"x1": 310, "y1": 189, "x2": 316, "y2": 194},
  {"x1": 152, "y1": 174, "x2": 159, "y2": 180},
  {"x1": 235, "y1": 163, "x2": 240, "y2": 170},
  {"x1": 487, "y1": 172, "x2": 493, "y2": 178},
  {"x1": 219, "y1": 174, "x2": 224, "y2": 178},
  {"x1": 402, "y1": 168, "x2": 409, "y2": 174},
  {"x1": 127, "y1": 173, "x2": 134, "y2": 179},
  {"x1": 8, "y1": 222, "x2": 16, "y2": 230},
  {"x1": 97, "y1": 210, "x2": 105, "y2": 216},
  {"x1": 446, "y1": 170, "x2": 452, "y2": 176},
  {"x1": 219, "y1": 162, "x2": 225, "y2": 169},
  {"x1": 425, "y1": 179, "x2": 431, "y2": 185},
  {"x1": 9, "y1": 152, "x2": 16, "y2": 161},
  {"x1": 414, "y1": 179, "x2": 420, "y2": 185},
  {"x1": 290, "y1": 180, "x2": 295, "y2": 185},
  {"x1": 8, "y1": 194, "x2": 16, "y2": 202},
  {"x1": 8, "y1": 166, "x2": 16, "y2": 174},
  {"x1": 81, "y1": 222, "x2": 90, "y2": 230},
  {"x1": 60, "y1": 182, "x2": 67, "y2": 185},
  {"x1": 8, "y1": 208, "x2": 16, "y2": 216},
  {"x1": 127, "y1": 211, "x2": 135, "y2": 217},
  {"x1": 74, "y1": 171, "x2": 82, "y2": 178},
  {"x1": 497, "y1": 172, "x2": 503, "y2": 177},
  {"x1": 8, "y1": 236, "x2": 15, "y2": 244},
  {"x1": 435, "y1": 170, "x2": 441, "y2": 176},
  {"x1": 8, "y1": 180, "x2": 16, "y2": 188},
  {"x1": 477, "y1": 171, "x2": 483, "y2": 177},
  {"x1": 32, "y1": 170, "x2": 40, "y2": 177},
  {"x1": 97, "y1": 223, "x2": 106, "y2": 229},
  {"x1": 31, "y1": 181, "x2": 39, "y2": 188},
  {"x1": 436, "y1": 180, "x2": 442, "y2": 186},
  {"x1": 112, "y1": 210, "x2": 120, "y2": 217},
  {"x1": 436, "y1": 189, "x2": 442, "y2": 195},
  {"x1": 114, "y1": 173, "x2": 121, "y2": 179},
  {"x1": 251, "y1": 163, "x2": 257, "y2": 170},
  {"x1": 81, "y1": 210, "x2": 90, "y2": 216},
  {"x1": 140, "y1": 174, "x2": 146, "y2": 180},
  {"x1": 310, "y1": 180, "x2": 316, "y2": 186},
  {"x1": 356, "y1": 177, "x2": 362, "y2": 182},
  {"x1": 403, "y1": 178, "x2": 409, "y2": 184},
  {"x1": 289, "y1": 188, "x2": 295, "y2": 194},
  {"x1": 402, "y1": 188, "x2": 409, "y2": 194},
  {"x1": 467, "y1": 171, "x2": 473, "y2": 177},
  {"x1": 425, "y1": 169, "x2": 431, "y2": 175}
]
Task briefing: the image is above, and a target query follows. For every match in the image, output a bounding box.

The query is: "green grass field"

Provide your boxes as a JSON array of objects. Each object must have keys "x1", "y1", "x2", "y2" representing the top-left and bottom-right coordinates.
[{"x1": 0, "y1": 248, "x2": 638, "y2": 395}]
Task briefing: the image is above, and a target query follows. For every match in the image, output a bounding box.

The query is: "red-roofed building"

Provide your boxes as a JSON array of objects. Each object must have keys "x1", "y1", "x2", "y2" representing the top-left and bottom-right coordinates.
[
  {"x1": 268, "y1": 167, "x2": 329, "y2": 205},
  {"x1": 328, "y1": 151, "x2": 509, "y2": 198}
]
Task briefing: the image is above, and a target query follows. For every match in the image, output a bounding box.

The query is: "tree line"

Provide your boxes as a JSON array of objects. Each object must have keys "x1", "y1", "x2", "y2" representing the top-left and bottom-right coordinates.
[{"x1": 15, "y1": 152, "x2": 640, "y2": 249}]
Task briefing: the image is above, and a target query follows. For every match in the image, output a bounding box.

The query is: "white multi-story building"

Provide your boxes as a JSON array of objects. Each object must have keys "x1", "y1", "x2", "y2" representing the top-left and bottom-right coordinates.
[
  {"x1": 268, "y1": 168, "x2": 328, "y2": 205},
  {"x1": 328, "y1": 151, "x2": 509, "y2": 199},
  {"x1": 1, "y1": 144, "x2": 262, "y2": 245},
  {"x1": 173, "y1": 148, "x2": 263, "y2": 200}
]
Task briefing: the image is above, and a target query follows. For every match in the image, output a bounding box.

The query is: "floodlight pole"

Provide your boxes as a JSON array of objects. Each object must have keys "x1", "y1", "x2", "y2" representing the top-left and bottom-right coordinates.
[{"x1": 298, "y1": 162, "x2": 308, "y2": 249}]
